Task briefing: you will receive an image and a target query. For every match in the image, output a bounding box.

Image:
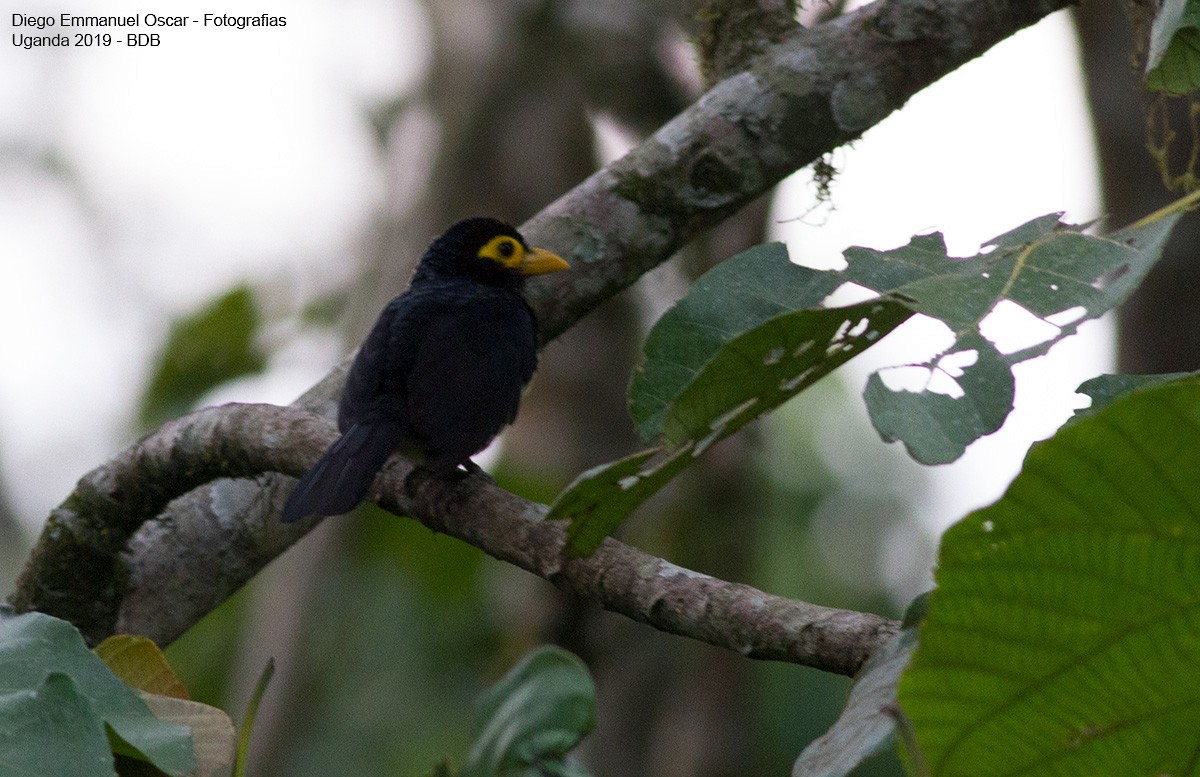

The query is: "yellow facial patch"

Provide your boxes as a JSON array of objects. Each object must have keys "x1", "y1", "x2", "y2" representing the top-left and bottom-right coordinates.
[
  {"x1": 477, "y1": 235, "x2": 526, "y2": 269},
  {"x1": 477, "y1": 235, "x2": 570, "y2": 275}
]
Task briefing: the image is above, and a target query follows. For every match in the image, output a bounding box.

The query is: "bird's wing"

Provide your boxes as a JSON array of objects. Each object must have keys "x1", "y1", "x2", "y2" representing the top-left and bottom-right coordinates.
[
  {"x1": 403, "y1": 292, "x2": 537, "y2": 470},
  {"x1": 338, "y1": 294, "x2": 427, "y2": 432}
]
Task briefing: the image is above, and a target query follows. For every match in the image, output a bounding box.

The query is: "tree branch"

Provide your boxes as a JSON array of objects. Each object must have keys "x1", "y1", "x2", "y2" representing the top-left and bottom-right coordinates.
[
  {"x1": 523, "y1": 0, "x2": 1075, "y2": 341},
  {"x1": 14, "y1": 403, "x2": 899, "y2": 674},
  {"x1": 10, "y1": 0, "x2": 1072, "y2": 667}
]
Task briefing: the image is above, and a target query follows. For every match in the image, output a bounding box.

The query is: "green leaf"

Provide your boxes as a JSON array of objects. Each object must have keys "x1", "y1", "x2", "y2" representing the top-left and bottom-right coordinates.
[
  {"x1": 898, "y1": 375, "x2": 1200, "y2": 775},
  {"x1": 553, "y1": 297, "x2": 910, "y2": 556},
  {"x1": 0, "y1": 613, "x2": 195, "y2": 776},
  {"x1": 554, "y1": 243, "x2": 911, "y2": 551},
  {"x1": 629, "y1": 242, "x2": 846, "y2": 440},
  {"x1": 555, "y1": 205, "x2": 1184, "y2": 555},
  {"x1": 1074, "y1": 371, "x2": 1198, "y2": 418},
  {"x1": 792, "y1": 620, "x2": 919, "y2": 777},
  {"x1": 0, "y1": 672, "x2": 116, "y2": 777},
  {"x1": 1146, "y1": 0, "x2": 1200, "y2": 93},
  {"x1": 864, "y1": 333, "x2": 1013, "y2": 465},
  {"x1": 461, "y1": 646, "x2": 596, "y2": 777},
  {"x1": 554, "y1": 448, "x2": 660, "y2": 557},
  {"x1": 233, "y1": 658, "x2": 274, "y2": 777},
  {"x1": 859, "y1": 210, "x2": 1182, "y2": 464},
  {"x1": 659, "y1": 298, "x2": 911, "y2": 449},
  {"x1": 139, "y1": 285, "x2": 265, "y2": 428}
]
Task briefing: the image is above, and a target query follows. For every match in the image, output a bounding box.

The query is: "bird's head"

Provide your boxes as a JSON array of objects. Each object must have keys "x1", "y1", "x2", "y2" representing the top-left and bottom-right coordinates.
[{"x1": 416, "y1": 217, "x2": 569, "y2": 288}]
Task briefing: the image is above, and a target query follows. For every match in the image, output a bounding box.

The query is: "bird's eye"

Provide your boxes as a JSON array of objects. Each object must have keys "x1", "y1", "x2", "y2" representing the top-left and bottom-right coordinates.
[{"x1": 498, "y1": 240, "x2": 515, "y2": 258}]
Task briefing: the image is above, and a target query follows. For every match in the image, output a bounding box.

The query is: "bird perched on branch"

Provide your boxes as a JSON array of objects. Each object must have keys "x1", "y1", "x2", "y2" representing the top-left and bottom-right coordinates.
[{"x1": 281, "y1": 217, "x2": 569, "y2": 524}]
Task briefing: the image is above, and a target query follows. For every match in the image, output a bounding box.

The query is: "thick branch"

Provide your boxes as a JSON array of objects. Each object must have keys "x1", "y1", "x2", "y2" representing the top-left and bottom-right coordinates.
[
  {"x1": 523, "y1": 0, "x2": 1075, "y2": 341},
  {"x1": 12, "y1": 0, "x2": 1071, "y2": 662},
  {"x1": 15, "y1": 403, "x2": 898, "y2": 674}
]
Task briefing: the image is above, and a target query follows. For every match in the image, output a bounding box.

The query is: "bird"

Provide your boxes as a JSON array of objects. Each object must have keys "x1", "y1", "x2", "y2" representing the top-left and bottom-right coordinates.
[{"x1": 281, "y1": 217, "x2": 569, "y2": 524}]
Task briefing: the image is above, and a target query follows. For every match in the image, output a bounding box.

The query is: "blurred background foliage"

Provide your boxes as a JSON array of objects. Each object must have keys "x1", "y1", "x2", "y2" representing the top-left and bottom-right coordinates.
[{"x1": 0, "y1": 0, "x2": 1189, "y2": 774}]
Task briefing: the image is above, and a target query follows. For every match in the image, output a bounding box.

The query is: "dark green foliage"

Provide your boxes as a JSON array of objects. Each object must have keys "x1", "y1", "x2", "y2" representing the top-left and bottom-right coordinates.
[
  {"x1": 552, "y1": 207, "x2": 1181, "y2": 555},
  {"x1": 899, "y1": 376, "x2": 1200, "y2": 775},
  {"x1": 461, "y1": 646, "x2": 596, "y2": 777},
  {"x1": 139, "y1": 285, "x2": 265, "y2": 429},
  {"x1": 0, "y1": 612, "x2": 195, "y2": 776},
  {"x1": 1146, "y1": 0, "x2": 1200, "y2": 94},
  {"x1": 850, "y1": 212, "x2": 1179, "y2": 464}
]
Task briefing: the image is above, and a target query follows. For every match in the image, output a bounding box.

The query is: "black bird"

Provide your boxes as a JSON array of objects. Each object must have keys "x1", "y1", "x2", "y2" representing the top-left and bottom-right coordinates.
[{"x1": 281, "y1": 217, "x2": 569, "y2": 524}]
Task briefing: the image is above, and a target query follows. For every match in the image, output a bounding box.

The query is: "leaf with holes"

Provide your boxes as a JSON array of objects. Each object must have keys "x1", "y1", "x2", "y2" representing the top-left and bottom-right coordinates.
[
  {"x1": 553, "y1": 244, "x2": 911, "y2": 551},
  {"x1": 656, "y1": 298, "x2": 912, "y2": 450},
  {"x1": 629, "y1": 242, "x2": 849, "y2": 440},
  {"x1": 554, "y1": 295, "x2": 911, "y2": 555},
  {"x1": 864, "y1": 333, "x2": 1013, "y2": 466},
  {"x1": 898, "y1": 375, "x2": 1200, "y2": 776},
  {"x1": 552, "y1": 204, "x2": 1185, "y2": 555},
  {"x1": 858, "y1": 209, "x2": 1182, "y2": 464}
]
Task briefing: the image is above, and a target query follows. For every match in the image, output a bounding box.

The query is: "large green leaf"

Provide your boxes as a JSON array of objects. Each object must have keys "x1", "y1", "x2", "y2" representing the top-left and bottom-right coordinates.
[
  {"x1": 0, "y1": 613, "x2": 195, "y2": 776},
  {"x1": 139, "y1": 285, "x2": 265, "y2": 428},
  {"x1": 1074, "y1": 371, "x2": 1198, "y2": 418},
  {"x1": 898, "y1": 375, "x2": 1200, "y2": 776},
  {"x1": 555, "y1": 295, "x2": 910, "y2": 557},
  {"x1": 0, "y1": 672, "x2": 115, "y2": 777},
  {"x1": 461, "y1": 646, "x2": 596, "y2": 777}
]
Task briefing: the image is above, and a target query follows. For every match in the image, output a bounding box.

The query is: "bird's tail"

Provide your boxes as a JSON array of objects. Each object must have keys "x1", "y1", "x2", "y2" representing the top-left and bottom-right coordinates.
[{"x1": 281, "y1": 421, "x2": 405, "y2": 523}]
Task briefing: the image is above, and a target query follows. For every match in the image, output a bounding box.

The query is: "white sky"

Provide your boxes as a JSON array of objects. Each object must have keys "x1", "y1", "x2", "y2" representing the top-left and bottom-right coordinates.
[{"x1": 1, "y1": 5, "x2": 1099, "y2": 566}]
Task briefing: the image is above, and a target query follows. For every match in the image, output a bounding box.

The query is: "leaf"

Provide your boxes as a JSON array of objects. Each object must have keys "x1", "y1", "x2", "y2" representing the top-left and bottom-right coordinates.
[
  {"x1": 0, "y1": 613, "x2": 195, "y2": 776},
  {"x1": 1074, "y1": 371, "x2": 1198, "y2": 418},
  {"x1": 461, "y1": 646, "x2": 596, "y2": 777},
  {"x1": 234, "y1": 658, "x2": 275, "y2": 777},
  {"x1": 0, "y1": 672, "x2": 116, "y2": 777},
  {"x1": 95, "y1": 636, "x2": 190, "y2": 700},
  {"x1": 553, "y1": 244, "x2": 911, "y2": 551},
  {"x1": 554, "y1": 297, "x2": 910, "y2": 556},
  {"x1": 1146, "y1": 0, "x2": 1200, "y2": 93},
  {"x1": 897, "y1": 375, "x2": 1200, "y2": 776},
  {"x1": 140, "y1": 693, "x2": 235, "y2": 777},
  {"x1": 859, "y1": 209, "x2": 1182, "y2": 464},
  {"x1": 555, "y1": 448, "x2": 662, "y2": 558},
  {"x1": 138, "y1": 285, "x2": 265, "y2": 428},
  {"x1": 554, "y1": 204, "x2": 1185, "y2": 555},
  {"x1": 792, "y1": 616, "x2": 920, "y2": 777},
  {"x1": 1148, "y1": 0, "x2": 1190, "y2": 71},
  {"x1": 660, "y1": 299, "x2": 911, "y2": 449},
  {"x1": 629, "y1": 242, "x2": 847, "y2": 440},
  {"x1": 864, "y1": 333, "x2": 1013, "y2": 465}
]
